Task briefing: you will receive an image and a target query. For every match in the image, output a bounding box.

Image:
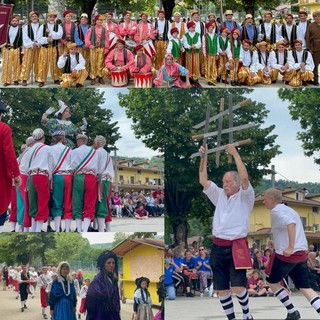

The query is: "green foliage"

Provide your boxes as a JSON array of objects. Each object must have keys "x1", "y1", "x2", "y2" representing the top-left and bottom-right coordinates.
[
  {"x1": 118, "y1": 88, "x2": 280, "y2": 244},
  {"x1": 0, "y1": 88, "x2": 120, "y2": 154},
  {"x1": 278, "y1": 88, "x2": 320, "y2": 166},
  {"x1": 112, "y1": 232, "x2": 129, "y2": 247}
]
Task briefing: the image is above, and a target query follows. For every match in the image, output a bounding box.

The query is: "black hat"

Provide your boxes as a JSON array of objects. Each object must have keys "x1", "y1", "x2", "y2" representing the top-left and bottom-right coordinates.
[
  {"x1": 0, "y1": 101, "x2": 8, "y2": 113},
  {"x1": 135, "y1": 276, "x2": 150, "y2": 288}
]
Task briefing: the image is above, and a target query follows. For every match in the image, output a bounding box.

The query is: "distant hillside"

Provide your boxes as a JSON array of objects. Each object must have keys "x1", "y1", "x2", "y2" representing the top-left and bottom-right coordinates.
[
  {"x1": 91, "y1": 243, "x2": 113, "y2": 249},
  {"x1": 256, "y1": 179, "x2": 320, "y2": 195}
]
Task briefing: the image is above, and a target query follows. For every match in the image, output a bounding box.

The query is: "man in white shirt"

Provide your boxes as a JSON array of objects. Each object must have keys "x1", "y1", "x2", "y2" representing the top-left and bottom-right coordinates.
[
  {"x1": 20, "y1": 11, "x2": 41, "y2": 85},
  {"x1": 36, "y1": 11, "x2": 63, "y2": 87},
  {"x1": 258, "y1": 12, "x2": 278, "y2": 47},
  {"x1": 287, "y1": 38, "x2": 314, "y2": 86},
  {"x1": 278, "y1": 13, "x2": 298, "y2": 49},
  {"x1": 49, "y1": 131, "x2": 73, "y2": 232},
  {"x1": 94, "y1": 135, "x2": 114, "y2": 232},
  {"x1": 38, "y1": 266, "x2": 51, "y2": 319},
  {"x1": 26, "y1": 128, "x2": 52, "y2": 232},
  {"x1": 263, "y1": 188, "x2": 320, "y2": 320},
  {"x1": 71, "y1": 134, "x2": 98, "y2": 232},
  {"x1": 199, "y1": 144, "x2": 255, "y2": 320},
  {"x1": 296, "y1": 10, "x2": 310, "y2": 49},
  {"x1": 167, "y1": 12, "x2": 186, "y2": 40},
  {"x1": 57, "y1": 42, "x2": 88, "y2": 88}
]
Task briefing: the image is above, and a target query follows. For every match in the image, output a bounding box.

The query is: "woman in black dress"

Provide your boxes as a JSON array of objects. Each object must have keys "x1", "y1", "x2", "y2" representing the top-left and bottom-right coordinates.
[
  {"x1": 19, "y1": 266, "x2": 30, "y2": 312},
  {"x1": 2, "y1": 266, "x2": 8, "y2": 291}
]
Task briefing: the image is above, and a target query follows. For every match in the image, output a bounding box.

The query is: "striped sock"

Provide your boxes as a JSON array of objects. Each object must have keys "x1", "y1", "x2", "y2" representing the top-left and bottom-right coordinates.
[
  {"x1": 219, "y1": 293, "x2": 235, "y2": 320},
  {"x1": 275, "y1": 288, "x2": 297, "y2": 313},
  {"x1": 310, "y1": 296, "x2": 320, "y2": 314},
  {"x1": 236, "y1": 289, "x2": 252, "y2": 319}
]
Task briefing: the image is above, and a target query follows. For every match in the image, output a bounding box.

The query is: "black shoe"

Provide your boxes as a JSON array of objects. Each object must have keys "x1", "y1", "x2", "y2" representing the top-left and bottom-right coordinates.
[
  {"x1": 21, "y1": 307, "x2": 24, "y2": 312},
  {"x1": 186, "y1": 292, "x2": 194, "y2": 297},
  {"x1": 43, "y1": 314, "x2": 48, "y2": 319},
  {"x1": 217, "y1": 76, "x2": 221, "y2": 82},
  {"x1": 231, "y1": 81, "x2": 236, "y2": 86},
  {"x1": 47, "y1": 225, "x2": 54, "y2": 232},
  {"x1": 24, "y1": 305, "x2": 27, "y2": 309},
  {"x1": 302, "y1": 81, "x2": 308, "y2": 86},
  {"x1": 285, "y1": 310, "x2": 301, "y2": 320},
  {"x1": 236, "y1": 81, "x2": 241, "y2": 86},
  {"x1": 222, "y1": 80, "x2": 229, "y2": 84},
  {"x1": 272, "y1": 80, "x2": 276, "y2": 83},
  {"x1": 313, "y1": 81, "x2": 319, "y2": 86}
]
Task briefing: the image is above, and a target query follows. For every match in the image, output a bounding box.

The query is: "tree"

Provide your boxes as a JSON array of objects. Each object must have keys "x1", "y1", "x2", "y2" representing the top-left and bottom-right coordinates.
[
  {"x1": 118, "y1": 88, "x2": 280, "y2": 247},
  {"x1": 278, "y1": 88, "x2": 320, "y2": 166},
  {"x1": 112, "y1": 232, "x2": 128, "y2": 247},
  {"x1": 0, "y1": 88, "x2": 120, "y2": 154}
]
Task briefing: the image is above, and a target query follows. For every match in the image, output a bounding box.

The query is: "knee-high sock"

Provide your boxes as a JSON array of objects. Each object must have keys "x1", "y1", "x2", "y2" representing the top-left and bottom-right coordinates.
[
  {"x1": 82, "y1": 217, "x2": 91, "y2": 232},
  {"x1": 105, "y1": 221, "x2": 111, "y2": 232},
  {"x1": 23, "y1": 227, "x2": 29, "y2": 232},
  {"x1": 64, "y1": 219, "x2": 71, "y2": 232},
  {"x1": 16, "y1": 224, "x2": 23, "y2": 232},
  {"x1": 97, "y1": 218, "x2": 105, "y2": 232},
  {"x1": 275, "y1": 288, "x2": 297, "y2": 314},
  {"x1": 76, "y1": 219, "x2": 82, "y2": 232},
  {"x1": 0, "y1": 225, "x2": 4, "y2": 232},
  {"x1": 10, "y1": 222, "x2": 16, "y2": 231},
  {"x1": 236, "y1": 289, "x2": 252, "y2": 319},
  {"x1": 35, "y1": 220, "x2": 44, "y2": 232},
  {"x1": 93, "y1": 218, "x2": 98, "y2": 230},
  {"x1": 30, "y1": 218, "x2": 36, "y2": 232},
  {"x1": 219, "y1": 293, "x2": 235, "y2": 320},
  {"x1": 54, "y1": 216, "x2": 61, "y2": 232},
  {"x1": 310, "y1": 296, "x2": 320, "y2": 314}
]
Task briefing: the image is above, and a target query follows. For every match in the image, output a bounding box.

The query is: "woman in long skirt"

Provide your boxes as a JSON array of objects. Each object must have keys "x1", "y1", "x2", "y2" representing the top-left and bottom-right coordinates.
[
  {"x1": 49, "y1": 261, "x2": 77, "y2": 320},
  {"x1": 19, "y1": 266, "x2": 30, "y2": 312}
]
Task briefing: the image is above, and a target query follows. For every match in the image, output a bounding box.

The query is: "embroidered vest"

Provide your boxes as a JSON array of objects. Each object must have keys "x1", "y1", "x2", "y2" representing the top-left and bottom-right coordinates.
[
  {"x1": 231, "y1": 40, "x2": 241, "y2": 59},
  {"x1": 6, "y1": 25, "x2": 23, "y2": 48},
  {"x1": 90, "y1": 26, "x2": 106, "y2": 48},
  {"x1": 171, "y1": 39, "x2": 182, "y2": 58},
  {"x1": 171, "y1": 22, "x2": 185, "y2": 39},
  {"x1": 258, "y1": 51, "x2": 270, "y2": 66},
  {"x1": 281, "y1": 24, "x2": 297, "y2": 47},
  {"x1": 77, "y1": 24, "x2": 90, "y2": 41},
  {"x1": 260, "y1": 23, "x2": 277, "y2": 44},
  {"x1": 242, "y1": 25, "x2": 257, "y2": 44},
  {"x1": 42, "y1": 23, "x2": 59, "y2": 46},
  {"x1": 219, "y1": 36, "x2": 229, "y2": 51},
  {"x1": 62, "y1": 21, "x2": 75, "y2": 41},
  {"x1": 205, "y1": 33, "x2": 218, "y2": 55},
  {"x1": 155, "y1": 20, "x2": 169, "y2": 40}
]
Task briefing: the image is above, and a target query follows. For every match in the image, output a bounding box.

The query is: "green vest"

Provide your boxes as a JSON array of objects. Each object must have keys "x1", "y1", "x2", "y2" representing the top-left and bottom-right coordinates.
[
  {"x1": 185, "y1": 32, "x2": 200, "y2": 54},
  {"x1": 171, "y1": 39, "x2": 182, "y2": 59},
  {"x1": 231, "y1": 40, "x2": 241, "y2": 58},
  {"x1": 90, "y1": 26, "x2": 106, "y2": 48},
  {"x1": 62, "y1": 21, "x2": 75, "y2": 42},
  {"x1": 219, "y1": 36, "x2": 229, "y2": 51},
  {"x1": 205, "y1": 33, "x2": 218, "y2": 55}
]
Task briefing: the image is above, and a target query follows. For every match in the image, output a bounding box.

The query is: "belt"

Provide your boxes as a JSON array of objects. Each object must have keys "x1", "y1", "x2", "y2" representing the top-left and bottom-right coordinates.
[
  {"x1": 76, "y1": 169, "x2": 96, "y2": 175},
  {"x1": 54, "y1": 170, "x2": 73, "y2": 175},
  {"x1": 101, "y1": 174, "x2": 112, "y2": 181},
  {"x1": 42, "y1": 44, "x2": 56, "y2": 48},
  {"x1": 29, "y1": 169, "x2": 49, "y2": 176}
]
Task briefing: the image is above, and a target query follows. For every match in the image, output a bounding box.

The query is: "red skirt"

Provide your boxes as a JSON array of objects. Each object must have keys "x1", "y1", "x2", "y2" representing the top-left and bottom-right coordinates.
[{"x1": 79, "y1": 298, "x2": 86, "y2": 313}]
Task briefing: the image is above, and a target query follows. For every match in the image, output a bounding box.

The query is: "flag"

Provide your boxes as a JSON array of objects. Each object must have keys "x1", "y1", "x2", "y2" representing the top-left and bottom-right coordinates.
[{"x1": 0, "y1": 4, "x2": 13, "y2": 47}]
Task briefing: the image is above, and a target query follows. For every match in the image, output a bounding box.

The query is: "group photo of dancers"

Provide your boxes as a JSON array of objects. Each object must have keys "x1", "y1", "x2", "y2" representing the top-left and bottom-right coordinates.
[{"x1": 2, "y1": 6, "x2": 320, "y2": 88}]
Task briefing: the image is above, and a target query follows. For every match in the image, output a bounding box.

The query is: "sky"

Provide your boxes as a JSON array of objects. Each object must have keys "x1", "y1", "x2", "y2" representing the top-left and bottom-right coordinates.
[{"x1": 100, "y1": 88, "x2": 320, "y2": 183}]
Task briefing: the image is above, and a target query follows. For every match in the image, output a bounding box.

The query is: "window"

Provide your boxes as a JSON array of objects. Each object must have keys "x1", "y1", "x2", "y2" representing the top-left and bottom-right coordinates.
[
  {"x1": 146, "y1": 177, "x2": 149, "y2": 183},
  {"x1": 137, "y1": 170, "x2": 141, "y2": 174},
  {"x1": 312, "y1": 207, "x2": 318, "y2": 214},
  {"x1": 296, "y1": 192, "x2": 303, "y2": 201},
  {"x1": 130, "y1": 176, "x2": 134, "y2": 184},
  {"x1": 301, "y1": 217, "x2": 307, "y2": 227},
  {"x1": 119, "y1": 175, "x2": 123, "y2": 181},
  {"x1": 314, "y1": 224, "x2": 319, "y2": 231}
]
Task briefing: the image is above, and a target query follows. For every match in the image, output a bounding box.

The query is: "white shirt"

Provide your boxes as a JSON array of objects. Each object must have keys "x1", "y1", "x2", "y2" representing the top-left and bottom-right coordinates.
[
  {"x1": 96, "y1": 147, "x2": 114, "y2": 177},
  {"x1": 297, "y1": 21, "x2": 308, "y2": 48},
  {"x1": 57, "y1": 52, "x2": 86, "y2": 71},
  {"x1": 287, "y1": 49, "x2": 315, "y2": 71},
  {"x1": 9, "y1": 25, "x2": 19, "y2": 45},
  {"x1": 38, "y1": 273, "x2": 52, "y2": 288},
  {"x1": 50, "y1": 142, "x2": 72, "y2": 173},
  {"x1": 239, "y1": 47, "x2": 252, "y2": 67},
  {"x1": 204, "y1": 181, "x2": 255, "y2": 240},
  {"x1": 70, "y1": 145, "x2": 98, "y2": 174},
  {"x1": 154, "y1": 19, "x2": 166, "y2": 35},
  {"x1": 271, "y1": 203, "x2": 308, "y2": 254},
  {"x1": 18, "y1": 147, "x2": 31, "y2": 174},
  {"x1": 37, "y1": 22, "x2": 63, "y2": 45},
  {"x1": 27, "y1": 142, "x2": 52, "y2": 174},
  {"x1": 166, "y1": 38, "x2": 182, "y2": 54},
  {"x1": 79, "y1": 285, "x2": 88, "y2": 299},
  {"x1": 250, "y1": 50, "x2": 276, "y2": 73},
  {"x1": 22, "y1": 22, "x2": 40, "y2": 48},
  {"x1": 202, "y1": 33, "x2": 220, "y2": 56},
  {"x1": 258, "y1": 22, "x2": 272, "y2": 41},
  {"x1": 29, "y1": 271, "x2": 38, "y2": 282},
  {"x1": 167, "y1": 21, "x2": 186, "y2": 40}
]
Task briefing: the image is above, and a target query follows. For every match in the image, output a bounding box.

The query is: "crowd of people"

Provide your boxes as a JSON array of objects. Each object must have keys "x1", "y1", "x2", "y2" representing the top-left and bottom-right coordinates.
[
  {"x1": 0, "y1": 252, "x2": 160, "y2": 320},
  {"x1": 3, "y1": 8, "x2": 320, "y2": 88},
  {"x1": 0, "y1": 99, "x2": 165, "y2": 233}
]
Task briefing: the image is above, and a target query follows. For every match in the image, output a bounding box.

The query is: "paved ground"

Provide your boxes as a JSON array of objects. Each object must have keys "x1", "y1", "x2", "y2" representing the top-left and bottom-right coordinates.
[
  {"x1": 165, "y1": 292, "x2": 320, "y2": 319},
  {"x1": 0, "y1": 286, "x2": 159, "y2": 320},
  {"x1": 2, "y1": 215, "x2": 164, "y2": 233}
]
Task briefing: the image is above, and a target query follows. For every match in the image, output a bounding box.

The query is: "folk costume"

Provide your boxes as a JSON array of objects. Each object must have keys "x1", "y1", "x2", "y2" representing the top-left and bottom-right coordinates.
[
  {"x1": 182, "y1": 21, "x2": 201, "y2": 81},
  {"x1": 104, "y1": 12, "x2": 120, "y2": 51},
  {"x1": 57, "y1": 42, "x2": 88, "y2": 88},
  {"x1": 84, "y1": 15, "x2": 110, "y2": 85},
  {"x1": 38, "y1": 267, "x2": 52, "y2": 319},
  {"x1": 153, "y1": 53, "x2": 190, "y2": 88},
  {"x1": 241, "y1": 15, "x2": 258, "y2": 45},
  {"x1": 258, "y1": 12, "x2": 278, "y2": 49},
  {"x1": 41, "y1": 101, "x2": 86, "y2": 149},
  {"x1": 153, "y1": 10, "x2": 170, "y2": 70},
  {"x1": 119, "y1": 11, "x2": 137, "y2": 41},
  {"x1": 20, "y1": 11, "x2": 41, "y2": 85},
  {"x1": 26, "y1": 129, "x2": 52, "y2": 232},
  {"x1": 18, "y1": 270, "x2": 30, "y2": 311},
  {"x1": 60, "y1": 10, "x2": 76, "y2": 56},
  {"x1": 0, "y1": 102, "x2": 20, "y2": 227},
  {"x1": 36, "y1": 12, "x2": 63, "y2": 87},
  {"x1": 95, "y1": 136, "x2": 114, "y2": 232},
  {"x1": 202, "y1": 22, "x2": 220, "y2": 85},
  {"x1": 70, "y1": 135, "x2": 98, "y2": 232},
  {"x1": 2, "y1": 16, "x2": 23, "y2": 86},
  {"x1": 130, "y1": 44, "x2": 152, "y2": 75},
  {"x1": 217, "y1": 28, "x2": 230, "y2": 83},
  {"x1": 74, "y1": 13, "x2": 91, "y2": 76},
  {"x1": 49, "y1": 132, "x2": 73, "y2": 232},
  {"x1": 226, "y1": 29, "x2": 242, "y2": 85},
  {"x1": 166, "y1": 28, "x2": 184, "y2": 64},
  {"x1": 278, "y1": 14, "x2": 298, "y2": 49},
  {"x1": 251, "y1": 41, "x2": 277, "y2": 84},
  {"x1": 85, "y1": 252, "x2": 121, "y2": 320},
  {"x1": 222, "y1": 10, "x2": 242, "y2": 35},
  {"x1": 133, "y1": 277, "x2": 153, "y2": 320},
  {"x1": 79, "y1": 284, "x2": 89, "y2": 315},
  {"x1": 168, "y1": 13, "x2": 186, "y2": 40},
  {"x1": 287, "y1": 39, "x2": 315, "y2": 86}
]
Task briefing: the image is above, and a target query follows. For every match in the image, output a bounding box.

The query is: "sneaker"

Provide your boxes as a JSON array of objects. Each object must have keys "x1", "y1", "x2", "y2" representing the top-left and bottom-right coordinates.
[
  {"x1": 213, "y1": 293, "x2": 218, "y2": 298},
  {"x1": 200, "y1": 293, "x2": 204, "y2": 297},
  {"x1": 16, "y1": 294, "x2": 19, "y2": 299},
  {"x1": 285, "y1": 310, "x2": 301, "y2": 320},
  {"x1": 186, "y1": 292, "x2": 194, "y2": 297},
  {"x1": 204, "y1": 287, "x2": 209, "y2": 293}
]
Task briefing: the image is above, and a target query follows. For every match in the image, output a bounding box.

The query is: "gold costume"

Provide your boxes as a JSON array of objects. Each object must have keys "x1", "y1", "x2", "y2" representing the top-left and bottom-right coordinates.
[
  {"x1": 204, "y1": 54, "x2": 218, "y2": 84},
  {"x1": 2, "y1": 47, "x2": 21, "y2": 85},
  {"x1": 37, "y1": 45, "x2": 60, "y2": 83},
  {"x1": 19, "y1": 47, "x2": 40, "y2": 82},
  {"x1": 60, "y1": 69, "x2": 88, "y2": 88},
  {"x1": 154, "y1": 40, "x2": 168, "y2": 70},
  {"x1": 89, "y1": 47, "x2": 105, "y2": 79}
]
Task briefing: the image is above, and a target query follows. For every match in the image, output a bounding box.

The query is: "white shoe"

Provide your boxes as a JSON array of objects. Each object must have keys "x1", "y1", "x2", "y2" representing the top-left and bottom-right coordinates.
[
  {"x1": 213, "y1": 293, "x2": 218, "y2": 298},
  {"x1": 204, "y1": 287, "x2": 209, "y2": 293},
  {"x1": 200, "y1": 293, "x2": 204, "y2": 297}
]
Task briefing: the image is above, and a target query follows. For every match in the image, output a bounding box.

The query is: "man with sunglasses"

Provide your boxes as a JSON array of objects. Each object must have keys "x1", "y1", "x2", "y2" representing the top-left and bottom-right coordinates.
[{"x1": 199, "y1": 144, "x2": 255, "y2": 320}]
